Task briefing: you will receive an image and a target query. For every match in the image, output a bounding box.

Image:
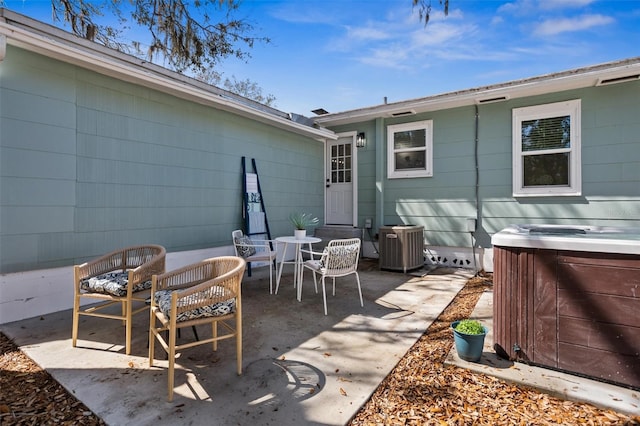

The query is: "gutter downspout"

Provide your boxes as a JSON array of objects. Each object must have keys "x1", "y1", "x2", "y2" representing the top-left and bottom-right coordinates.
[
  {"x1": 471, "y1": 104, "x2": 480, "y2": 275},
  {"x1": 375, "y1": 117, "x2": 385, "y2": 237},
  {"x1": 0, "y1": 34, "x2": 6, "y2": 61},
  {"x1": 474, "y1": 105, "x2": 480, "y2": 218}
]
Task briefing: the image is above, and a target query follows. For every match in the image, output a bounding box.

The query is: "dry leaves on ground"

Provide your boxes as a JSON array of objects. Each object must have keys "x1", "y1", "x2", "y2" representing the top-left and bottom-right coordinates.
[
  {"x1": 349, "y1": 273, "x2": 640, "y2": 426},
  {"x1": 0, "y1": 334, "x2": 105, "y2": 425}
]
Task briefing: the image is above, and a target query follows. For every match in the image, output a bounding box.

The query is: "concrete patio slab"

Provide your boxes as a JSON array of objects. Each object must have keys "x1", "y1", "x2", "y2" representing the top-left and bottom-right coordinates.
[{"x1": 1, "y1": 261, "x2": 472, "y2": 425}]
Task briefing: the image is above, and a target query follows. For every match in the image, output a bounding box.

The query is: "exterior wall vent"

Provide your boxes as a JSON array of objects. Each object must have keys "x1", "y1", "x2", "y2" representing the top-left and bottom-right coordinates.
[
  {"x1": 476, "y1": 95, "x2": 509, "y2": 104},
  {"x1": 389, "y1": 110, "x2": 416, "y2": 117},
  {"x1": 379, "y1": 225, "x2": 424, "y2": 272},
  {"x1": 596, "y1": 74, "x2": 640, "y2": 86}
]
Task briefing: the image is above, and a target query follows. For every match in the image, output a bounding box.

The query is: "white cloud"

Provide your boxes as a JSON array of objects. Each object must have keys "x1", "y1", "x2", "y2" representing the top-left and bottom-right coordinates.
[
  {"x1": 352, "y1": 19, "x2": 477, "y2": 70},
  {"x1": 345, "y1": 26, "x2": 391, "y2": 42},
  {"x1": 491, "y1": 16, "x2": 504, "y2": 25},
  {"x1": 269, "y1": 3, "x2": 340, "y2": 25},
  {"x1": 272, "y1": 0, "x2": 614, "y2": 78},
  {"x1": 497, "y1": 0, "x2": 536, "y2": 16},
  {"x1": 539, "y1": 0, "x2": 596, "y2": 10},
  {"x1": 533, "y1": 14, "x2": 615, "y2": 36},
  {"x1": 410, "y1": 22, "x2": 473, "y2": 47},
  {"x1": 498, "y1": 0, "x2": 596, "y2": 15},
  {"x1": 358, "y1": 46, "x2": 411, "y2": 70},
  {"x1": 326, "y1": 23, "x2": 395, "y2": 53}
]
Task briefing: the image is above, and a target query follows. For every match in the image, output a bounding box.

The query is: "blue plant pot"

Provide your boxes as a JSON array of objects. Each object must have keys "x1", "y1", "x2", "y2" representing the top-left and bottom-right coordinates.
[{"x1": 451, "y1": 320, "x2": 487, "y2": 362}]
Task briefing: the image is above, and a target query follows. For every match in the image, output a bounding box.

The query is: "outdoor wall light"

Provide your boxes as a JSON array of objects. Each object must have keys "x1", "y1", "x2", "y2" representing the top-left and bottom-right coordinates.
[{"x1": 356, "y1": 132, "x2": 366, "y2": 148}]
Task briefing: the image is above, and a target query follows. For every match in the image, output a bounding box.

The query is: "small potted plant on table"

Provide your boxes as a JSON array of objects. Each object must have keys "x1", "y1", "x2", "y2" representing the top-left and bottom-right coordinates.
[
  {"x1": 451, "y1": 319, "x2": 487, "y2": 362},
  {"x1": 289, "y1": 212, "x2": 319, "y2": 239}
]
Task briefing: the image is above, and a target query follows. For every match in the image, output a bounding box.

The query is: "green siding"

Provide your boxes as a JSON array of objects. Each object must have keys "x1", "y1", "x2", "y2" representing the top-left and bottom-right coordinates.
[
  {"x1": 0, "y1": 46, "x2": 324, "y2": 273},
  {"x1": 381, "y1": 106, "x2": 481, "y2": 246},
  {"x1": 331, "y1": 80, "x2": 640, "y2": 250}
]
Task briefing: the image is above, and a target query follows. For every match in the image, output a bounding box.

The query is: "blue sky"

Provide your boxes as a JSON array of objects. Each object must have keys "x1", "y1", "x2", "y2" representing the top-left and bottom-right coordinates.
[{"x1": 4, "y1": 0, "x2": 640, "y2": 115}]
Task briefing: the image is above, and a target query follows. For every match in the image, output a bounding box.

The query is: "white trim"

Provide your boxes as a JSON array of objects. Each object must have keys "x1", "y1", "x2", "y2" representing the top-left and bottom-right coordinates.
[
  {"x1": 324, "y1": 132, "x2": 358, "y2": 227},
  {"x1": 512, "y1": 99, "x2": 582, "y2": 197},
  {"x1": 387, "y1": 120, "x2": 433, "y2": 179},
  {"x1": 316, "y1": 59, "x2": 640, "y2": 127},
  {"x1": 352, "y1": 133, "x2": 359, "y2": 227},
  {"x1": 0, "y1": 246, "x2": 233, "y2": 324}
]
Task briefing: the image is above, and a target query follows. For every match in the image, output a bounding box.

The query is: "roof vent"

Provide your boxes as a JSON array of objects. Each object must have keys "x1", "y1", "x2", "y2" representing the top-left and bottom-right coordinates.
[
  {"x1": 476, "y1": 95, "x2": 509, "y2": 104},
  {"x1": 596, "y1": 74, "x2": 640, "y2": 86},
  {"x1": 390, "y1": 110, "x2": 416, "y2": 117}
]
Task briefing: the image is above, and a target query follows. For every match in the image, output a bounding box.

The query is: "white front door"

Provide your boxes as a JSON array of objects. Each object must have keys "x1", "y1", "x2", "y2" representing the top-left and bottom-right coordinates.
[{"x1": 326, "y1": 134, "x2": 355, "y2": 225}]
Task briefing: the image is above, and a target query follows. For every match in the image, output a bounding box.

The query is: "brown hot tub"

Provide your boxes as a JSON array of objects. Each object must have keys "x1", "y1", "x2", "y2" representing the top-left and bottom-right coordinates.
[{"x1": 492, "y1": 224, "x2": 640, "y2": 390}]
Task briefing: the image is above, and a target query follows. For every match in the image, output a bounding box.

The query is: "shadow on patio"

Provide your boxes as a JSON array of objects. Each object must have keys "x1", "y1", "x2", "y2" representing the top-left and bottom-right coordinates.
[{"x1": 0, "y1": 260, "x2": 472, "y2": 426}]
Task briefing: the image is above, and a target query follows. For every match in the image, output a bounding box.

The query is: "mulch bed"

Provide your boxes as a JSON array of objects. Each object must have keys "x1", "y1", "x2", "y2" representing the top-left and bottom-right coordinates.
[
  {"x1": 349, "y1": 273, "x2": 640, "y2": 425},
  {"x1": 1, "y1": 271, "x2": 638, "y2": 425},
  {"x1": 0, "y1": 334, "x2": 105, "y2": 425}
]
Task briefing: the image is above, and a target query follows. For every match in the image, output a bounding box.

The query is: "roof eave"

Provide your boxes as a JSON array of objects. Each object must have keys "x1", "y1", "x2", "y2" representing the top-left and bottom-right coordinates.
[
  {"x1": 315, "y1": 58, "x2": 640, "y2": 127},
  {"x1": 0, "y1": 9, "x2": 337, "y2": 142}
]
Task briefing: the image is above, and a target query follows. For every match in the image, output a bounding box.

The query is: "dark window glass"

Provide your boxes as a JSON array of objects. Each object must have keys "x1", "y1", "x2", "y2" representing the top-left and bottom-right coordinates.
[
  {"x1": 394, "y1": 129, "x2": 426, "y2": 150},
  {"x1": 521, "y1": 116, "x2": 570, "y2": 152},
  {"x1": 395, "y1": 151, "x2": 426, "y2": 171},
  {"x1": 523, "y1": 153, "x2": 569, "y2": 187}
]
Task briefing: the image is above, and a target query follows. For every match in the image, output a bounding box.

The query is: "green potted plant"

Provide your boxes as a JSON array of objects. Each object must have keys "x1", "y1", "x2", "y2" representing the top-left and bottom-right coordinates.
[
  {"x1": 451, "y1": 319, "x2": 487, "y2": 362},
  {"x1": 289, "y1": 212, "x2": 319, "y2": 239}
]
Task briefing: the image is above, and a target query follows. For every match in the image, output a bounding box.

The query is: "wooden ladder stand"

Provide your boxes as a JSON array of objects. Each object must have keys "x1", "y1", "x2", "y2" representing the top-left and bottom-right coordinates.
[{"x1": 241, "y1": 157, "x2": 273, "y2": 275}]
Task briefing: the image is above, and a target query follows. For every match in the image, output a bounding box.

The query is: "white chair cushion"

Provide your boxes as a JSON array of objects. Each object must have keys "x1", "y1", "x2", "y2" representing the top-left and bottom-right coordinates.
[
  {"x1": 304, "y1": 259, "x2": 323, "y2": 271},
  {"x1": 80, "y1": 271, "x2": 151, "y2": 297},
  {"x1": 154, "y1": 288, "x2": 236, "y2": 322}
]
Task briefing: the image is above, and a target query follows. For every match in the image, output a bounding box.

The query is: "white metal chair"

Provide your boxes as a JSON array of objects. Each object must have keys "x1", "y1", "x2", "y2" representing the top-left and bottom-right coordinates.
[
  {"x1": 232, "y1": 229, "x2": 278, "y2": 293},
  {"x1": 149, "y1": 256, "x2": 246, "y2": 401},
  {"x1": 300, "y1": 238, "x2": 363, "y2": 315}
]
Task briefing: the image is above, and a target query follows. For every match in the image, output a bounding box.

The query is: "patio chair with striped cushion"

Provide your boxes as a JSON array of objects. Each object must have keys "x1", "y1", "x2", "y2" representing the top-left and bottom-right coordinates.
[
  {"x1": 72, "y1": 244, "x2": 166, "y2": 355},
  {"x1": 149, "y1": 256, "x2": 246, "y2": 401}
]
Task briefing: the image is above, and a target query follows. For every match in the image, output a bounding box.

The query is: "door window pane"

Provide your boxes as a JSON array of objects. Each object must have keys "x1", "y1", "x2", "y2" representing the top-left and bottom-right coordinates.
[{"x1": 330, "y1": 143, "x2": 352, "y2": 184}]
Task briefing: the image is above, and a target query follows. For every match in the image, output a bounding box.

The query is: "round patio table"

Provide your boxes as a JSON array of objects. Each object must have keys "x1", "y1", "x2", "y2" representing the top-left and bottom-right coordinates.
[{"x1": 275, "y1": 235, "x2": 321, "y2": 301}]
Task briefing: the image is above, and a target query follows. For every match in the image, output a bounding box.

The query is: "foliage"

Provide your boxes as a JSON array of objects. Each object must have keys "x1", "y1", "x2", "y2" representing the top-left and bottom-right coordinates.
[
  {"x1": 51, "y1": 0, "x2": 270, "y2": 74},
  {"x1": 454, "y1": 319, "x2": 485, "y2": 335},
  {"x1": 412, "y1": 0, "x2": 449, "y2": 26},
  {"x1": 194, "y1": 68, "x2": 276, "y2": 106},
  {"x1": 289, "y1": 212, "x2": 319, "y2": 230},
  {"x1": 223, "y1": 77, "x2": 276, "y2": 107}
]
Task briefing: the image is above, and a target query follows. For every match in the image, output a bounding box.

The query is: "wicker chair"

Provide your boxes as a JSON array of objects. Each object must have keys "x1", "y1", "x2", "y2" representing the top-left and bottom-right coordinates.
[
  {"x1": 148, "y1": 256, "x2": 246, "y2": 401},
  {"x1": 300, "y1": 238, "x2": 363, "y2": 315},
  {"x1": 72, "y1": 244, "x2": 166, "y2": 355}
]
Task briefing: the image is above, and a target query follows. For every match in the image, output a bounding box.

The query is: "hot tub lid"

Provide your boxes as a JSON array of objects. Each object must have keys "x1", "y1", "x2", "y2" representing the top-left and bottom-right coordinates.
[{"x1": 491, "y1": 224, "x2": 640, "y2": 255}]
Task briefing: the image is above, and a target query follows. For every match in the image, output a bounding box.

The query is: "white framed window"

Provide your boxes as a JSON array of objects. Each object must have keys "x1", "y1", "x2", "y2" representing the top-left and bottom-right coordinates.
[
  {"x1": 387, "y1": 120, "x2": 433, "y2": 179},
  {"x1": 512, "y1": 99, "x2": 581, "y2": 197}
]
